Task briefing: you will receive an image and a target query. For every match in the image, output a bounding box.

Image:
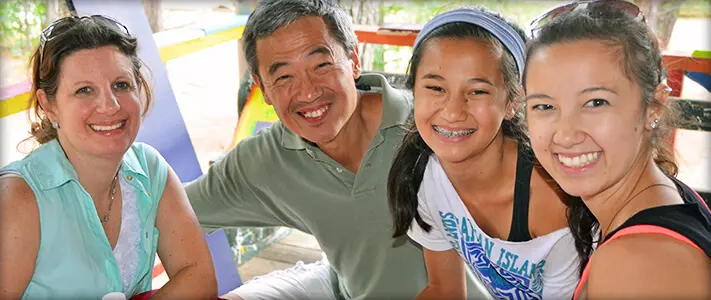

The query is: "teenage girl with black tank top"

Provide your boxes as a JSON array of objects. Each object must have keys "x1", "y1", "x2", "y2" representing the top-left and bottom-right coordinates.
[
  {"x1": 524, "y1": 1, "x2": 711, "y2": 299},
  {"x1": 388, "y1": 7, "x2": 583, "y2": 300}
]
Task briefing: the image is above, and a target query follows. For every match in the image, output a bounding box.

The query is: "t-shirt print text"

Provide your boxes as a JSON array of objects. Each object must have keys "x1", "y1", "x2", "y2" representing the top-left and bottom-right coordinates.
[{"x1": 440, "y1": 211, "x2": 546, "y2": 300}]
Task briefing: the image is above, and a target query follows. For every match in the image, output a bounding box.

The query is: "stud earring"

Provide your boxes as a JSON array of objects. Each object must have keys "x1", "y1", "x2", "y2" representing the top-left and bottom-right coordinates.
[
  {"x1": 650, "y1": 119, "x2": 659, "y2": 129},
  {"x1": 51, "y1": 120, "x2": 60, "y2": 129}
]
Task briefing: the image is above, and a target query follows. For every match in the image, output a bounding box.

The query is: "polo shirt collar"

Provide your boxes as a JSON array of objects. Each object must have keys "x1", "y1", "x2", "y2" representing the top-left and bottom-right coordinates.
[{"x1": 30, "y1": 139, "x2": 148, "y2": 190}]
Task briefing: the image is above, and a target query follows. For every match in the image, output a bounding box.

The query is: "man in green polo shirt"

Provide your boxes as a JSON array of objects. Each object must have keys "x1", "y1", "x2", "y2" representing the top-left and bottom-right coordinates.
[{"x1": 186, "y1": 0, "x2": 486, "y2": 299}]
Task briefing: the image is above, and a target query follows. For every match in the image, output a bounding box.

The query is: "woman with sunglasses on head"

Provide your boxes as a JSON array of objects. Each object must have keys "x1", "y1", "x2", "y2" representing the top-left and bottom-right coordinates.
[
  {"x1": 0, "y1": 16, "x2": 217, "y2": 299},
  {"x1": 524, "y1": 1, "x2": 711, "y2": 299},
  {"x1": 388, "y1": 7, "x2": 582, "y2": 300}
]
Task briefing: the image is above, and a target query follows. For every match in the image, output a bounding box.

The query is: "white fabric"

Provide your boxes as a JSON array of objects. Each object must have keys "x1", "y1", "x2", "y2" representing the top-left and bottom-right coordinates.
[
  {"x1": 408, "y1": 155, "x2": 580, "y2": 300},
  {"x1": 112, "y1": 175, "x2": 142, "y2": 293},
  {"x1": 0, "y1": 172, "x2": 21, "y2": 178},
  {"x1": 229, "y1": 258, "x2": 336, "y2": 300}
]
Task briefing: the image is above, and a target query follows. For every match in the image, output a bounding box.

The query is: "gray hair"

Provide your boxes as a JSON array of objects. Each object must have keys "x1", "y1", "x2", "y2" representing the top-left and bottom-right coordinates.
[{"x1": 242, "y1": 0, "x2": 359, "y2": 80}]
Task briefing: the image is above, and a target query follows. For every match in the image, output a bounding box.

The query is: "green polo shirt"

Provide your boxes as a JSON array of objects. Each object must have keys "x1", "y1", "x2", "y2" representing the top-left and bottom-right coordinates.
[{"x1": 186, "y1": 73, "x2": 484, "y2": 299}]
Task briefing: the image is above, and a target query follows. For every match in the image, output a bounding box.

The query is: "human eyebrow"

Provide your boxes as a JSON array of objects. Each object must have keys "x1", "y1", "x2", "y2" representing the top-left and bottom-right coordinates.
[
  {"x1": 71, "y1": 80, "x2": 94, "y2": 88},
  {"x1": 308, "y1": 46, "x2": 332, "y2": 57},
  {"x1": 421, "y1": 73, "x2": 444, "y2": 81},
  {"x1": 579, "y1": 86, "x2": 618, "y2": 95},
  {"x1": 268, "y1": 61, "x2": 289, "y2": 76},
  {"x1": 467, "y1": 77, "x2": 495, "y2": 86},
  {"x1": 524, "y1": 93, "x2": 554, "y2": 102}
]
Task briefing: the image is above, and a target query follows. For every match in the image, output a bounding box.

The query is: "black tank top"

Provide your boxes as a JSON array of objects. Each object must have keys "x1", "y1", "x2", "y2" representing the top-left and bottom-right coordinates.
[
  {"x1": 605, "y1": 177, "x2": 711, "y2": 257},
  {"x1": 507, "y1": 143, "x2": 535, "y2": 242}
]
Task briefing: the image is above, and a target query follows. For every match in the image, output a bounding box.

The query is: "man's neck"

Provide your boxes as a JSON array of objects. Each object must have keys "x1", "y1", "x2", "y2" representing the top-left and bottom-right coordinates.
[{"x1": 317, "y1": 92, "x2": 383, "y2": 174}]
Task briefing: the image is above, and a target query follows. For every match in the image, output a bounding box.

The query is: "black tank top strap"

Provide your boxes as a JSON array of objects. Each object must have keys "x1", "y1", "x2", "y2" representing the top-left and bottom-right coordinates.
[
  {"x1": 508, "y1": 143, "x2": 535, "y2": 242},
  {"x1": 604, "y1": 177, "x2": 711, "y2": 257}
]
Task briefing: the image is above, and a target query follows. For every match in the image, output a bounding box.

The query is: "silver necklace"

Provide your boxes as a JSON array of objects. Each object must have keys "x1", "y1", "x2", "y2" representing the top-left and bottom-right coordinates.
[{"x1": 101, "y1": 173, "x2": 119, "y2": 223}]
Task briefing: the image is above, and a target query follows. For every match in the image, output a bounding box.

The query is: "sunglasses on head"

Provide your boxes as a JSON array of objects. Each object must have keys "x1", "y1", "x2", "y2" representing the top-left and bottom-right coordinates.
[
  {"x1": 38, "y1": 15, "x2": 130, "y2": 65},
  {"x1": 528, "y1": 0, "x2": 645, "y2": 38}
]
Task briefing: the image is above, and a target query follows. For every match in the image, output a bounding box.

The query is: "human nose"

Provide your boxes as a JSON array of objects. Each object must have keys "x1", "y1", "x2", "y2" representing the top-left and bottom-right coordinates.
[
  {"x1": 441, "y1": 94, "x2": 468, "y2": 123},
  {"x1": 295, "y1": 73, "x2": 323, "y2": 103},
  {"x1": 96, "y1": 90, "x2": 120, "y2": 115},
  {"x1": 552, "y1": 112, "x2": 586, "y2": 148}
]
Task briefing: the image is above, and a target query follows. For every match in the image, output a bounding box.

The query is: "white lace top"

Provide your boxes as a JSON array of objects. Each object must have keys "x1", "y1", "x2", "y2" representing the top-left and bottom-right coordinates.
[{"x1": 112, "y1": 175, "x2": 142, "y2": 293}]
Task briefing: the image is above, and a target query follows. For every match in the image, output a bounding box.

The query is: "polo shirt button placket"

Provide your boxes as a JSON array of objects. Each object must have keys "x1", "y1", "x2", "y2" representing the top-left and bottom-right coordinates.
[{"x1": 125, "y1": 175, "x2": 133, "y2": 181}]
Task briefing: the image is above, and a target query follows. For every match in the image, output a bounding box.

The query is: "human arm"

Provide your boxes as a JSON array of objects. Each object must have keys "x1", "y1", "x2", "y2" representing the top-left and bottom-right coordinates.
[
  {"x1": 586, "y1": 234, "x2": 711, "y2": 299},
  {"x1": 406, "y1": 192, "x2": 466, "y2": 299},
  {"x1": 152, "y1": 168, "x2": 218, "y2": 299},
  {"x1": 0, "y1": 177, "x2": 40, "y2": 298},
  {"x1": 185, "y1": 141, "x2": 284, "y2": 232},
  {"x1": 416, "y1": 248, "x2": 467, "y2": 300}
]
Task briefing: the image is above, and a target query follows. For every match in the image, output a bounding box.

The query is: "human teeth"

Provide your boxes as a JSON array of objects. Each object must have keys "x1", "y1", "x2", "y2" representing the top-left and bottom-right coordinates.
[
  {"x1": 433, "y1": 126, "x2": 476, "y2": 138},
  {"x1": 303, "y1": 106, "x2": 328, "y2": 118},
  {"x1": 559, "y1": 152, "x2": 599, "y2": 168},
  {"x1": 90, "y1": 121, "x2": 124, "y2": 131}
]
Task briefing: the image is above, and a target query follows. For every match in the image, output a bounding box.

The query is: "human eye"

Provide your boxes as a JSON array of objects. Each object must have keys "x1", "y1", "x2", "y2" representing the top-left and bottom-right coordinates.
[
  {"x1": 425, "y1": 85, "x2": 444, "y2": 93},
  {"x1": 112, "y1": 81, "x2": 132, "y2": 90},
  {"x1": 75, "y1": 86, "x2": 93, "y2": 95},
  {"x1": 469, "y1": 89, "x2": 490, "y2": 96},
  {"x1": 584, "y1": 98, "x2": 609, "y2": 108},
  {"x1": 316, "y1": 61, "x2": 332, "y2": 69},
  {"x1": 274, "y1": 74, "x2": 292, "y2": 84},
  {"x1": 530, "y1": 104, "x2": 555, "y2": 111}
]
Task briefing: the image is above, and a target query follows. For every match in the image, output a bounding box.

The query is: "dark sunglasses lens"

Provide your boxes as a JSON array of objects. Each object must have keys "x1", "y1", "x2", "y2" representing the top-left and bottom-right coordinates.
[
  {"x1": 593, "y1": 0, "x2": 641, "y2": 16},
  {"x1": 42, "y1": 16, "x2": 77, "y2": 40},
  {"x1": 531, "y1": 4, "x2": 576, "y2": 34},
  {"x1": 93, "y1": 16, "x2": 130, "y2": 35}
]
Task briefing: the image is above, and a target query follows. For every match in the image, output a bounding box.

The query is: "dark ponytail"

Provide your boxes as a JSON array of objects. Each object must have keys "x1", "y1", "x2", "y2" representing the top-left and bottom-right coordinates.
[
  {"x1": 388, "y1": 123, "x2": 433, "y2": 238},
  {"x1": 565, "y1": 196, "x2": 599, "y2": 276}
]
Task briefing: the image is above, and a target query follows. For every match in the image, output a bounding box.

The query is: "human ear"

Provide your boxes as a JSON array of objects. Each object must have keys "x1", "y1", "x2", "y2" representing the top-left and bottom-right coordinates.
[
  {"x1": 252, "y1": 74, "x2": 273, "y2": 106},
  {"x1": 645, "y1": 83, "x2": 671, "y2": 130},
  {"x1": 505, "y1": 90, "x2": 523, "y2": 121},
  {"x1": 349, "y1": 48, "x2": 361, "y2": 79},
  {"x1": 37, "y1": 89, "x2": 58, "y2": 122}
]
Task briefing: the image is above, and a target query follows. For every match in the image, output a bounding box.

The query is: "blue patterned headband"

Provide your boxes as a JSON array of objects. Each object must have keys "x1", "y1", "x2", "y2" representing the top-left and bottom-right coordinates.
[{"x1": 413, "y1": 8, "x2": 526, "y2": 81}]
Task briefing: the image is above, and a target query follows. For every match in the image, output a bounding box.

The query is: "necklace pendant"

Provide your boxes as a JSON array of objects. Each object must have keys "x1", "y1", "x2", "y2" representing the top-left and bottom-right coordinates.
[{"x1": 102, "y1": 215, "x2": 109, "y2": 223}]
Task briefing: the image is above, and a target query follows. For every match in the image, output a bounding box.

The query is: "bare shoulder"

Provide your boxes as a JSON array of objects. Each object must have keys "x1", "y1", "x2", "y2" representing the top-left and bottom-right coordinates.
[
  {"x1": 588, "y1": 233, "x2": 711, "y2": 298},
  {"x1": 0, "y1": 176, "x2": 40, "y2": 233},
  {"x1": 0, "y1": 176, "x2": 41, "y2": 298},
  {"x1": 0, "y1": 176, "x2": 39, "y2": 216}
]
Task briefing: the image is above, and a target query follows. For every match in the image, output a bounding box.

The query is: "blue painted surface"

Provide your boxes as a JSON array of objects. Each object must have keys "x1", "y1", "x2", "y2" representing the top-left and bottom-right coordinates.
[
  {"x1": 206, "y1": 229, "x2": 244, "y2": 295},
  {"x1": 686, "y1": 71, "x2": 711, "y2": 92},
  {"x1": 188, "y1": 14, "x2": 250, "y2": 35}
]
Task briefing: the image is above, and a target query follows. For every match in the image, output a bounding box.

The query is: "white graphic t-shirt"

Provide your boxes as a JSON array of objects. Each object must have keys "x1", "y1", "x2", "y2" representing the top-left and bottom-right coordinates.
[{"x1": 408, "y1": 155, "x2": 580, "y2": 300}]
